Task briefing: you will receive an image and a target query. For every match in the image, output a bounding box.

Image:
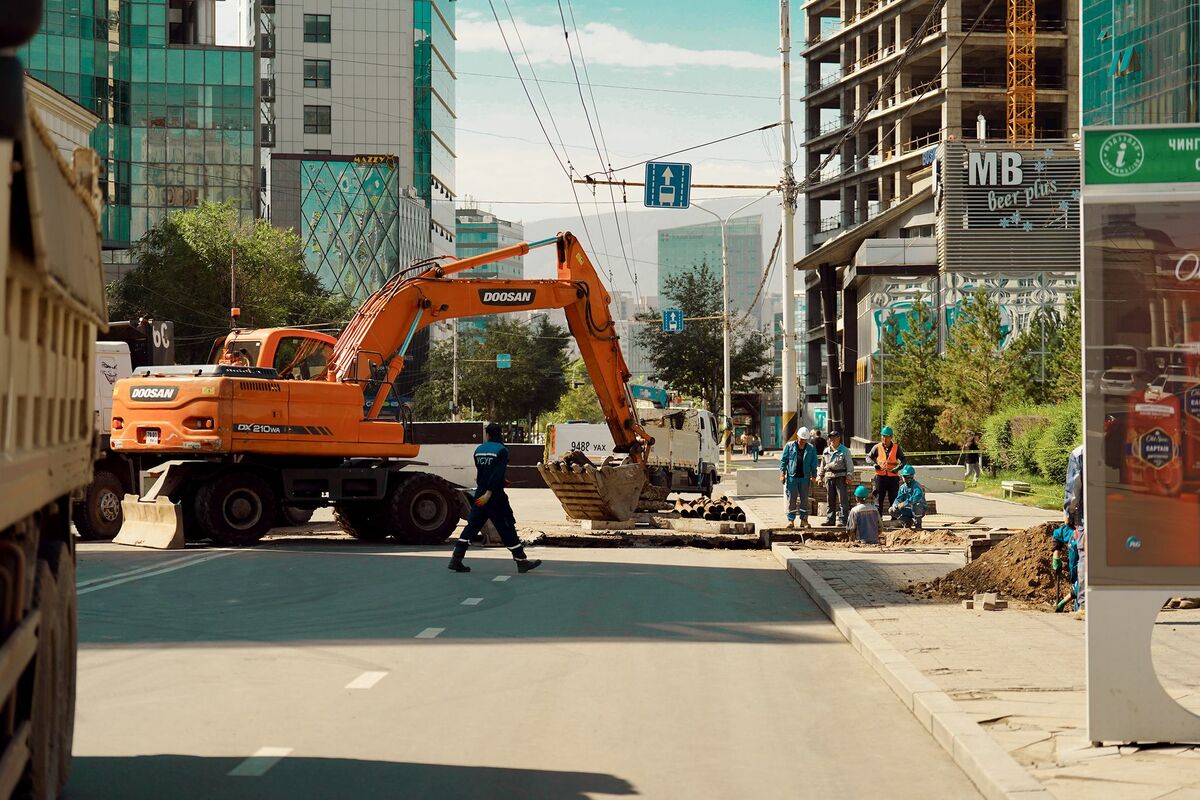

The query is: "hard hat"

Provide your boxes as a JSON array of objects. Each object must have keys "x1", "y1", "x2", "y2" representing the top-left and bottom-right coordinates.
[
  {"x1": 829, "y1": 430, "x2": 843, "y2": 439},
  {"x1": 854, "y1": 485, "x2": 870, "y2": 499},
  {"x1": 797, "y1": 427, "x2": 810, "y2": 439},
  {"x1": 881, "y1": 426, "x2": 894, "y2": 436},
  {"x1": 899, "y1": 465, "x2": 916, "y2": 477}
]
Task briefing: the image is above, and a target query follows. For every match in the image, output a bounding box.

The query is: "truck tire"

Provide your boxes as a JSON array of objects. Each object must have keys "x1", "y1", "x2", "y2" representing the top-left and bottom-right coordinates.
[
  {"x1": 699, "y1": 471, "x2": 714, "y2": 498},
  {"x1": 74, "y1": 469, "x2": 124, "y2": 540},
  {"x1": 42, "y1": 542, "x2": 76, "y2": 791},
  {"x1": 195, "y1": 472, "x2": 276, "y2": 546},
  {"x1": 29, "y1": 546, "x2": 76, "y2": 799},
  {"x1": 333, "y1": 502, "x2": 388, "y2": 541},
  {"x1": 384, "y1": 474, "x2": 459, "y2": 545},
  {"x1": 275, "y1": 505, "x2": 314, "y2": 527}
]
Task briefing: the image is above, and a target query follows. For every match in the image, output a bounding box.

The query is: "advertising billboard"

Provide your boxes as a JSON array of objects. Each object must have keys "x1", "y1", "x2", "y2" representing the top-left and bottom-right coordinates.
[{"x1": 1083, "y1": 126, "x2": 1200, "y2": 586}]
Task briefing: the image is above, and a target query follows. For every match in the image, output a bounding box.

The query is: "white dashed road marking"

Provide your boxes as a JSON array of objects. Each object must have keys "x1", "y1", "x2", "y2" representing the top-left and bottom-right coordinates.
[
  {"x1": 461, "y1": 597, "x2": 483, "y2": 606},
  {"x1": 345, "y1": 671, "x2": 388, "y2": 690},
  {"x1": 415, "y1": 627, "x2": 444, "y2": 639},
  {"x1": 492, "y1": 576, "x2": 511, "y2": 582},
  {"x1": 228, "y1": 747, "x2": 293, "y2": 777}
]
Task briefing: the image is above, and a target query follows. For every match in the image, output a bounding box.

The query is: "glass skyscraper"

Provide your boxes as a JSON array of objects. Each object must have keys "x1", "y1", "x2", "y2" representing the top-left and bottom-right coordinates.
[
  {"x1": 657, "y1": 216, "x2": 765, "y2": 322},
  {"x1": 414, "y1": 0, "x2": 456, "y2": 257},
  {"x1": 19, "y1": 0, "x2": 258, "y2": 257},
  {"x1": 1082, "y1": 0, "x2": 1199, "y2": 125}
]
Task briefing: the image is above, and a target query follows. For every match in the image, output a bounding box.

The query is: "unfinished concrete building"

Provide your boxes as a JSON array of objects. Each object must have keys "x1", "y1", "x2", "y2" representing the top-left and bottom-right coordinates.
[{"x1": 796, "y1": 0, "x2": 1081, "y2": 441}]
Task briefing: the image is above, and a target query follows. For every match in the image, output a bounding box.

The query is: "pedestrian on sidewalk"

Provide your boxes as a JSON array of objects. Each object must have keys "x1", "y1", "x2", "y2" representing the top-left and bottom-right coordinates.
[
  {"x1": 780, "y1": 426, "x2": 818, "y2": 529},
  {"x1": 810, "y1": 429, "x2": 828, "y2": 460},
  {"x1": 448, "y1": 421, "x2": 542, "y2": 574},
  {"x1": 749, "y1": 432, "x2": 762, "y2": 463},
  {"x1": 889, "y1": 465, "x2": 927, "y2": 529},
  {"x1": 846, "y1": 485, "x2": 882, "y2": 544},
  {"x1": 819, "y1": 430, "x2": 852, "y2": 526},
  {"x1": 867, "y1": 426, "x2": 907, "y2": 516},
  {"x1": 963, "y1": 432, "x2": 982, "y2": 485}
]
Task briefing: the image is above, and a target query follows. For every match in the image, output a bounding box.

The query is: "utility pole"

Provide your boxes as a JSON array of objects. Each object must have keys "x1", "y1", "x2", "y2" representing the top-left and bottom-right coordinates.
[
  {"x1": 229, "y1": 246, "x2": 239, "y2": 330},
  {"x1": 451, "y1": 321, "x2": 460, "y2": 421},
  {"x1": 779, "y1": 0, "x2": 800, "y2": 446}
]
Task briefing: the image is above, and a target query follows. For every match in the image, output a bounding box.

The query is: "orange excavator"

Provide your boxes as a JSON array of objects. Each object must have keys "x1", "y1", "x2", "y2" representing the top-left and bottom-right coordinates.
[{"x1": 110, "y1": 233, "x2": 652, "y2": 546}]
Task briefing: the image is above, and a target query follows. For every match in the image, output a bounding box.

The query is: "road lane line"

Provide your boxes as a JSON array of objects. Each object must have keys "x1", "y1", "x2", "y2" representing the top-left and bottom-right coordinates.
[
  {"x1": 492, "y1": 576, "x2": 511, "y2": 582},
  {"x1": 415, "y1": 627, "x2": 444, "y2": 639},
  {"x1": 76, "y1": 553, "x2": 200, "y2": 588},
  {"x1": 228, "y1": 747, "x2": 293, "y2": 777},
  {"x1": 79, "y1": 551, "x2": 238, "y2": 595},
  {"x1": 461, "y1": 597, "x2": 483, "y2": 606},
  {"x1": 345, "y1": 671, "x2": 388, "y2": 690}
]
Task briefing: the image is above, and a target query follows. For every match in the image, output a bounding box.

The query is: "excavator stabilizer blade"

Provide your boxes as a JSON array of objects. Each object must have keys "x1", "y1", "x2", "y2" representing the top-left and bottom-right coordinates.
[
  {"x1": 539, "y1": 461, "x2": 647, "y2": 521},
  {"x1": 113, "y1": 495, "x2": 185, "y2": 549}
]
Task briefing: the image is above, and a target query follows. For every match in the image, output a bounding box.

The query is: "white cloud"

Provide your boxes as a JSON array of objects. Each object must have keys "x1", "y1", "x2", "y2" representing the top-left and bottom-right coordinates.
[{"x1": 458, "y1": 13, "x2": 777, "y2": 71}]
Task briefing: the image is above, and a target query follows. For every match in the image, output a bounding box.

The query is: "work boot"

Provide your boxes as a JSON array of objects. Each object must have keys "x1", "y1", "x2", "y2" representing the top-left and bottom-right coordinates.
[
  {"x1": 823, "y1": 517, "x2": 835, "y2": 527},
  {"x1": 787, "y1": 519, "x2": 796, "y2": 530},
  {"x1": 516, "y1": 558, "x2": 542, "y2": 573},
  {"x1": 448, "y1": 552, "x2": 470, "y2": 573}
]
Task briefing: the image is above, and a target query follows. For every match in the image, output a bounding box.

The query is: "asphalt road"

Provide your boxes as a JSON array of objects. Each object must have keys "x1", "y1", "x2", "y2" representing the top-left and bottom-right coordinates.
[{"x1": 68, "y1": 542, "x2": 981, "y2": 799}]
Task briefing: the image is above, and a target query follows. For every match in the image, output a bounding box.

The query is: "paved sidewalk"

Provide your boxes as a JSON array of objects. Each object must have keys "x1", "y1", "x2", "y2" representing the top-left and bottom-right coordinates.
[{"x1": 775, "y1": 544, "x2": 1200, "y2": 799}]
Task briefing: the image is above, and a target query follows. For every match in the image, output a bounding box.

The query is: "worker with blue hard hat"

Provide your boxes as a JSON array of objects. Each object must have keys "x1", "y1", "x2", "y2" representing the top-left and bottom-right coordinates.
[
  {"x1": 889, "y1": 464, "x2": 928, "y2": 530},
  {"x1": 845, "y1": 483, "x2": 881, "y2": 544},
  {"x1": 867, "y1": 425, "x2": 907, "y2": 517}
]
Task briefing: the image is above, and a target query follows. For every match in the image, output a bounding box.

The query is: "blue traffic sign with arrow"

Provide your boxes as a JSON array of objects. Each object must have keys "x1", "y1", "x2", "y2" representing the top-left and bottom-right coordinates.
[
  {"x1": 661, "y1": 309, "x2": 684, "y2": 333},
  {"x1": 644, "y1": 161, "x2": 692, "y2": 209}
]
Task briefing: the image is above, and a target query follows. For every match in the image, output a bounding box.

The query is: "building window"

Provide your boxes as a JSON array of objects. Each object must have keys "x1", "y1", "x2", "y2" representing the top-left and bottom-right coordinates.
[
  {"x1": 303, "y1": 59, "x2": 331, "y2": 88},
  {"x1": 304, "y1": 105, "x2": 331, "y2": 134},
  {"x1": 303, "y1": 14, "x2": 331, "y2": 43}
]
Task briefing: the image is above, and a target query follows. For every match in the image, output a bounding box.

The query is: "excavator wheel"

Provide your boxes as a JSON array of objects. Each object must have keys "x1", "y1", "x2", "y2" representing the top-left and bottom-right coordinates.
[
  {"x1": 383, "y1": 474, "x2": 460, "y2": 545},
  {"x1": 333, "y1": 502, "x2": 388, "y2": 541},
  {"x1": 74, "y1": 469, "x2": 124, "y2": 540},
  {"x1": 194, "y1": 471, "x2": 276, "y2": 547}
]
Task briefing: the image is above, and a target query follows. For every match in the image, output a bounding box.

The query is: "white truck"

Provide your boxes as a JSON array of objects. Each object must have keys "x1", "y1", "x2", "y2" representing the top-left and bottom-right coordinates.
[{"x1": 547, "y1": 407, "x2": 722, "y2": 496}]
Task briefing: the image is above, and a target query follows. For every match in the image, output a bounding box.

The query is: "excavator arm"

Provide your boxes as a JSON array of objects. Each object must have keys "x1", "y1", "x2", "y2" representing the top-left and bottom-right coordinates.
[{"x1": 328, "y1": 232, "x2": 651, "y2": 461}]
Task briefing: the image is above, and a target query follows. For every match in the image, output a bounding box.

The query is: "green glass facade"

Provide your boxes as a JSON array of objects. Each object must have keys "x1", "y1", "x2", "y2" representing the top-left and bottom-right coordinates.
[
  {"x1": 1082, "y1": 0, "x2": 1200, "y2": 125},
  {"x1": 657, "y1": 216, "x2": 764, "y2": 320},
  {"x1": 19, "y1": 0, "x2": 257, "y2": 248},
  {"x1": 454, "y1": 208, "x2": 523, "y2": 333},
  {"x1": 414, "y1": 0, "x2": 456, "y2": 256}
]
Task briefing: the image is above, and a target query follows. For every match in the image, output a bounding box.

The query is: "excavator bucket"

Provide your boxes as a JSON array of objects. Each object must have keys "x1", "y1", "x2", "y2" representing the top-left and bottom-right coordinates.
[
  {"x1": 113, "y1": 495, "x2": 185, "y2": 550},
  {"x1": 539, "y1": 459, "x2": 647, "y2": 521}
]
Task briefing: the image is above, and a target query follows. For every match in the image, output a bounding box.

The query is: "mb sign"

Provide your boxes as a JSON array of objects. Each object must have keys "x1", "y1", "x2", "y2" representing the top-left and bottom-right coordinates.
[
  {"x1": 644, "y1": 161, "x2": 691, "y2": 209},
  {"x1": 662, "y1": 309, "x2": 684, "y2": 333}
]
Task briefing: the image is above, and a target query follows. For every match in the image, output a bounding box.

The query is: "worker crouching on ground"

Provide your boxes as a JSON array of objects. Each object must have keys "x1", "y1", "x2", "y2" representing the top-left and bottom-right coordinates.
[
  {"x1": 846, "y1": 485, "x2": 881, "y2": 544},
  {"x1": 448, "y1": 422, "x2": 542, "y2": 574},
  {"x1": 867, "y1": 426, "x2": 907, "y2": 517},
  {"x1": 818, "y1": 430, "x2": 852, "y2": 526},
  {"x1": 1058, "y1": 443, "x2": 1085, "y2": 613},
  {"x1": 780, "y1": 427, "x2": 818, "y2": 529},
  {"x1": 889, "y1": 465, "x2": 927, "y2": 529}
]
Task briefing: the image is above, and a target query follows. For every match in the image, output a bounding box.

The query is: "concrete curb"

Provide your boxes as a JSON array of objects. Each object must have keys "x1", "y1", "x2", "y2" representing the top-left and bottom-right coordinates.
[
  {"x1": 741, "y1": 504, "x2": 1052, "y2": 800},
  {"x1": 767, "y1": 543, "x2": 1053, "y2": 800}
]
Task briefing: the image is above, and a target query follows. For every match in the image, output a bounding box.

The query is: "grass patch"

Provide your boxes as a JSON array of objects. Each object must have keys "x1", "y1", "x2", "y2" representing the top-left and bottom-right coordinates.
[{"x1": 967, "y1": 470, "x2": 1064, "y2": 511}]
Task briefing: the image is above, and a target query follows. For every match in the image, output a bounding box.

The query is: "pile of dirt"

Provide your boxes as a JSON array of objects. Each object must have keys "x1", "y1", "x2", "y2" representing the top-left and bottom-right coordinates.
[
  {"x1": 907, "y1": 521, "x2": 1060, "y2": 604},
  {"x1": 885, "y1": 529, "x2": 964, "y2": 548}
]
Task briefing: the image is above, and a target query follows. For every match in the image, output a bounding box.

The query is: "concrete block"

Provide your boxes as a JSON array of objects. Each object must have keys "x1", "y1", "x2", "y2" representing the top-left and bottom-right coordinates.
[
  {"x1": 735, "y1": 468, "x2": 787, "y2": 497},
  {"x1": 974, "y1": 593, "x2": 999, "y2": 605},
  {"x1": 983, "y1": 600, "x2": 1008, "y2": 611},
  {"x1": 579, "y1": 519, "x2": 634, "y2": 531},
  {"x1": 962, "y1": 600, "x2": 975, "y2": 610}
]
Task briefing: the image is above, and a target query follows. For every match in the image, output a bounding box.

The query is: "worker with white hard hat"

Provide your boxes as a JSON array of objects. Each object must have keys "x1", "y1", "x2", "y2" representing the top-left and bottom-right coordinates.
[{"x1": 779, "y1": 426, "x2": 819, "y2": 529}]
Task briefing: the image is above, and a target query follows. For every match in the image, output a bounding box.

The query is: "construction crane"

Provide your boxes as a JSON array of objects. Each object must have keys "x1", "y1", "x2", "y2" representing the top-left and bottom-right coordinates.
[{"x1": 1006, "y1": 0, "x2": 1037, "y2": 144}]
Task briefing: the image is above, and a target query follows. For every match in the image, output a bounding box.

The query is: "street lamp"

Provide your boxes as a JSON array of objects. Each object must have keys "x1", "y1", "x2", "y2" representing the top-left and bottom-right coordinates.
[{"x1": 693, "y1": 190, "x2": 776, "y2": 474}]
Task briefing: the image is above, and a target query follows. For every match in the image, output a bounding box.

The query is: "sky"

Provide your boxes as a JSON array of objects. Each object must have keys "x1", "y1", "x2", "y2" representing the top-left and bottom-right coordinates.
[{"x1": 455, "y1": 0, "x2": 801, "y2": 225}]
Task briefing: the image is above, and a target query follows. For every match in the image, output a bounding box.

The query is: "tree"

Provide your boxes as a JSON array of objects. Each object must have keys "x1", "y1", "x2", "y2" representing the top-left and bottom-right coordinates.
[
  {"x1": 1004, "y1": 305, "x2": 1066, "y2": 405},
  {"x1": 936, "y1": 288, "x2": 1011, "y2": 442},
  {"x1": 1053, "y1": 290, "x2": 1082, "y2": 399},
  {"x1": 634, "y1": 262, "x2": 775, "y2": 412},
  {"x1": 875, "y1": 293, "x2": 940, "y2": 431},
  {"x1": 107, "y1": 202, "x2": 352, "y2": 362},
  {"x1": 412, "y1": 318, "x2": 570, "y2": 425}
]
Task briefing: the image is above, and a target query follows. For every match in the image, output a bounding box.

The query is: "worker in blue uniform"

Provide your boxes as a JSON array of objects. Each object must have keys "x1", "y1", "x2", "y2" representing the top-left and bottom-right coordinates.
[
  {"x1": 889, "y1": 464, "x2": 928, "y2": 529},
  {"x1": 448, "y1": 422, "x2": 542, "y2": 574}
]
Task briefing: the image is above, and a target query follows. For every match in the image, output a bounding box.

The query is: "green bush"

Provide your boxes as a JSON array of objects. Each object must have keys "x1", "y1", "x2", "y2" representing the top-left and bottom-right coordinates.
[
  {"x1": 981, "y1": 405, "x2": 1035, "y2": 470},
  {"x1": 885, "y1": 396, "x2": 944, "y2": 454},
  {"x1": 1013, "y1": 426, "x2": 1043, "y2": 475},
  {"x1": 1034, "y1": 398, "x2": 1082, "y2": 484}
]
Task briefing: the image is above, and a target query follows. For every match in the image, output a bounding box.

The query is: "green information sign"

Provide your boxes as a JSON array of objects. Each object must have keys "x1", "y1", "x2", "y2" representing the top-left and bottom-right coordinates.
[{"x1": 1084, "y1": 126, "x2": 1200, "y2": 185}]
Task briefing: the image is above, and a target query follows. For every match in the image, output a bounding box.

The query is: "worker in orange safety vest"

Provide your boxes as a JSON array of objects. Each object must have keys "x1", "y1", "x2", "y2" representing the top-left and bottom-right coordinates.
[{"x1": 867, "y1": 426, "x2": 907, "y2": 517}]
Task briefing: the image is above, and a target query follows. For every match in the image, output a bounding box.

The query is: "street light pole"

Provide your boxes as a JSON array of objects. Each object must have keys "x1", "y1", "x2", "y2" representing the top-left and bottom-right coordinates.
[
  {"x1": 694, "y1": 190, "x2": 776, "y2": 474},
  {"x1": 780, "y1": 0, "x2": 800, "y2": 448}
]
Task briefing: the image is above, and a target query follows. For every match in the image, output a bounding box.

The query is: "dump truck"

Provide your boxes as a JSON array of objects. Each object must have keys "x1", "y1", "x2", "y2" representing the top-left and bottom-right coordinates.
[
  {"x1": 547, "y1": 407, "x2": 721, "y2": 496},
  {"x1": 109, "y1": 234, "x2": 654, "y2": 547},
  {"x1": 1, "y1": 10, "x2": 107, "y2": 794}
]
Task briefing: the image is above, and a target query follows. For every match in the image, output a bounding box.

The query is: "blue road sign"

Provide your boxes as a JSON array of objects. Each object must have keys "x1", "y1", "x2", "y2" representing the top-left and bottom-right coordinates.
[
  {"x1": 496, "y1": 353, "x2": 512, "y2": 369},
  {"x1": 644, "y1": 161, "x2": 692, "y2": 209},
  {"x1": 662, "y1": 309, "x2": 684, "y2": 333}
]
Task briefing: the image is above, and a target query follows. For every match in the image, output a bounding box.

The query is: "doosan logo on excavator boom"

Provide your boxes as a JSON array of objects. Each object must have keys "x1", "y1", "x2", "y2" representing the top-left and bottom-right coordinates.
[{"x1": 479, "y1": 289, "x2": 535, "y2": 306}]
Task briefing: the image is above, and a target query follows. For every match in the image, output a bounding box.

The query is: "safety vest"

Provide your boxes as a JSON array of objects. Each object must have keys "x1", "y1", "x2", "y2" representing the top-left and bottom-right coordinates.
[{"x1": 875, "y1": 442, "x2": 901, "y2": 476}]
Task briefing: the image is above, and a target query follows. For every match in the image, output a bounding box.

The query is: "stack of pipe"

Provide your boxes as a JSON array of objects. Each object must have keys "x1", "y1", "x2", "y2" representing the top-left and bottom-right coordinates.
[{"x1": 671, "y1": 496, "x2": 747, "y2": 522}]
